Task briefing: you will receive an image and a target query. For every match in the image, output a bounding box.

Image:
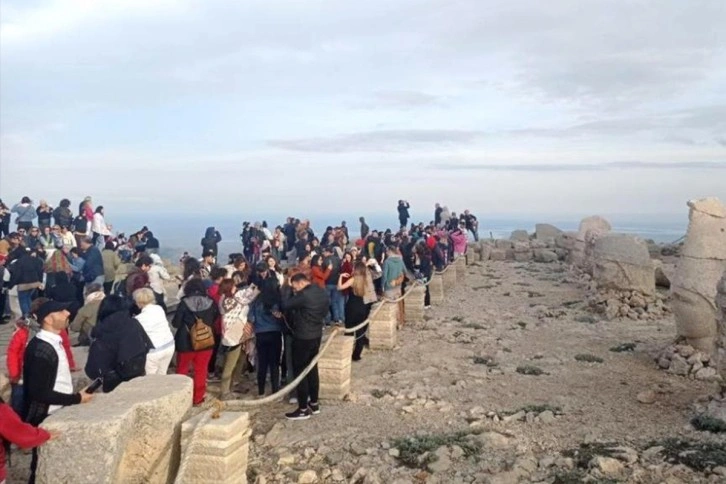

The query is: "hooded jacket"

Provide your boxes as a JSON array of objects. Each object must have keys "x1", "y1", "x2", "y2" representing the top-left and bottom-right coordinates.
[
  {"x1": 11, "y1": 203, "x2": 37, "y2": 223},
  {"x1": 382, "y1": 254, "x2": 405, "y2": 291},
  {"x1": 8, "y1": 252, "x2": 44, "y2": 288},
  {"x1": 81, "y1": 246, "x2": 104, "y2": 282},
  {"x1": 281, "y1": 284, "x2": 329, "y2": 340},
  {"x1": 52, "y1": 206, "x2": 73, "y2": 228},
  {"x1": 201, "y1": 227, "x2": 222, "y2": 256},
  {"x1": 172, "y1": 294, "x2": 219, "y2": 352},
  {"x1": 85, "y1": 310, "x2": 152, "y2": 392}
]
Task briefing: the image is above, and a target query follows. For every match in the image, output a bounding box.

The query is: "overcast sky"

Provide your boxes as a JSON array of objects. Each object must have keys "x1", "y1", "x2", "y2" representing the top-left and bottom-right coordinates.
[{"x1": 1, "y1": 0, "x2": 725, "y2": 218}]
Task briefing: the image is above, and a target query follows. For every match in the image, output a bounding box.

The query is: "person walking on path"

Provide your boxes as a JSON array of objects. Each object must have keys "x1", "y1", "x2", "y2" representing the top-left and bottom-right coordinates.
[{"x1": 281, "y1": 273, "x2": 329, "y2": 420}]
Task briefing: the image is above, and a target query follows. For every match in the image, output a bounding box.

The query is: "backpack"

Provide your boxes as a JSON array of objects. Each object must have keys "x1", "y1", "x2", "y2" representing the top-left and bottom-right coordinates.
[
  {"x1": 73, "y1": 216, "x2": 88, "y2": 234},
  {"x1": 190, "y1": 315, "x2": 215, "y2": 351}
]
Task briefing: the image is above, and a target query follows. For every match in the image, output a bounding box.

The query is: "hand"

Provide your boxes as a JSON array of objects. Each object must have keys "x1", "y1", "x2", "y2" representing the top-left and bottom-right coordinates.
[
  {"x1": 79, "y1": 389, "x2": 94, "y2": 403},
  {"x1": 272, "y1": 310, "x2": 282, "y2": 319},
  {"x1": 47, "y1": 429, "x2": 61, "y2": 440},
  {"x1": 340, "y1": 273, "x2": 350, "y2": 278}
]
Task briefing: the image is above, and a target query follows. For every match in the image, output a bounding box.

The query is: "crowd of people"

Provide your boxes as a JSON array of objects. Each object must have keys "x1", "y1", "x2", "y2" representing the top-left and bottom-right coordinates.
[{"x1": 0, "y1": 195, "x2": 478, "y2": 482}]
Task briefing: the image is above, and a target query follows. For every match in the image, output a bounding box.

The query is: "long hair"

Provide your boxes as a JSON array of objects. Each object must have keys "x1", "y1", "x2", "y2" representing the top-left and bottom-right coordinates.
[
  {"x1": 351, "y1": 262, "x2": 368, "y2": 297},
  {"x1": 183, "y1": 257, "x2": 201, "y2": 280}
]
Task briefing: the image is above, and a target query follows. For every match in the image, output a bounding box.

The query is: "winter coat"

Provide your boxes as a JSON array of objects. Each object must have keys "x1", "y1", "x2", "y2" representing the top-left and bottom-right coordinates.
[
  {"x1": 102, "y1": 249, "x2": 121, "y2": 283},
  {"x1": 171, "y1": 294, "x2": 219, "y2": 353},
  {"x1": 201, "y1": 227, "x2": 222, "y2": 256},
  {"x1": 381, "y1": 254, "x2": 405, "y2": 291},
  {"x1": 8, "y1": 253, "x2": 44, "y2": 289},
  {"x1": 81, "y1": 246, "x2": 104, "y2": 282},
  {"x1": 52, "y1": 207, "x2": 74, "y2": 228},
  {"x1": 281, "y1": 284, "x2": 330, "y2": 340}
]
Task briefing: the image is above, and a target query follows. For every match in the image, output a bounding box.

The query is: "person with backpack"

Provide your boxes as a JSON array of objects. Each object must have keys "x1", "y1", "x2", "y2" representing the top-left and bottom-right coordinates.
[
  {"x1": 84, "y1": 295, "x2": 152, "y2": 393},
  {"x1": 172, "y1": 278, "x2": 219, "y2": 406}
]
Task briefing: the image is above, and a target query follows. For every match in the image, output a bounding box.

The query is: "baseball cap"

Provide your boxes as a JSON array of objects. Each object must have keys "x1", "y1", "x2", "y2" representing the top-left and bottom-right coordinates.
[{"x1": 34, "y1": 300, "x2": 72, "y2": 323}]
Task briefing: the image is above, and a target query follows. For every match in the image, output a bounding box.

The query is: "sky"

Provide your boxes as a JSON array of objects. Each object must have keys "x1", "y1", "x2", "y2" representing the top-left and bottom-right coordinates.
[{"x1": 1, "y1": 0, "x2": 725, "y2": 219}]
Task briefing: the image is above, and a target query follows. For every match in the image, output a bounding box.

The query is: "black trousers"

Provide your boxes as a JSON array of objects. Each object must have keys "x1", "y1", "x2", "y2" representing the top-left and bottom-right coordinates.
[
  {"x1": 292, "y1": 337, "x2": 321, "y2": 408},
  {"x1": 256, "y1": 331, "x2": 282, "y2": 395}
]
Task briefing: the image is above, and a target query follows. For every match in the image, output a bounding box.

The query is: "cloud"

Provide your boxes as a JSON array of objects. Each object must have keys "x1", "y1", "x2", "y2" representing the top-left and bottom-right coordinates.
[{"x1": 431, "y1": 161, "x2": 726, "y2": 173}]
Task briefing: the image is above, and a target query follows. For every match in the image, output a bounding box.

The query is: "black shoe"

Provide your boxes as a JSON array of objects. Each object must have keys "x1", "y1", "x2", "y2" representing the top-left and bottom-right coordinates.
[
  {"x1": 285, "y1": 408, "x2": 312, "y2": 421},
  {"x1": 308, "y1": 402, "x2": 321, "y2": 415}
]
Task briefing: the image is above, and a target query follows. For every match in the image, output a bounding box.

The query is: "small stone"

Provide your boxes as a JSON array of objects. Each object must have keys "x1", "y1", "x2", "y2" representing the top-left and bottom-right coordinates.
[
  {"x1": 402, "y1": 406, "x2": 415, "y2": 414},
  {"x1": 695, "y1": 367, "x2": 719, "y2": 381},
  {"x1": 331, "y1": 469, "x2": 346, "y2": 482},
  {"x1": 687, "y1": 353, "x2": 703, "y2": 365},
  {"x1": 350, "y1": 443, "x2": 367, "y2": 456},
  {"x1": 641, "y1": 446, "x2": 664, "y2": 462},
  {"x1": 677, "y1": 345, "x2": 695, "y2": 358},
  {"x1": 612, "y1": 446, "x2": 639, "y2": 465},
  {"x1": 298, "y1": 470, "x2": 318, "y2": 483},
  {"x1": 427, "y1": 454, "x2": 451, "y2": 473},
  {"x1": 668, "y1": 354, "x2": 690, "y2": 376},
  {"x1": 478, "y1": 431, "x2": 514, "y2": 449},
  {"x1": 388, "y1": 448, "x2": 400, "y2": 458},
  {"x1": 538, "y1": 410, "x2": 556, "y2": 424},
  {"x1": 592, "y1": 456, "x2": 624, "y2": 477},
  {"x1": 325, "y1": 452, "x2": 344, "y2": 466},
  {"x1": 555, "y1": 457, "x2": 575, "y2": 470},
  {"x1": 637, "y1": 390, "x2": 657, "y2": 404},
  {"x1": 502, "y1": 411, "x2": 525, "y2": 423},
  {"x1": 450, "y1": 445, "x2": 465, "y2": 460},
  {"x1": 712, "y1": 466, "x2": 726, "y2": 477},
  {"x1": 303, "y1": 447, "x2": 316, "y2": 459},
  {"x1": 657, "y1": 357, "x2": 672, "y2": 369},
  {"x1": 278, "y1": 453, "x2": 296, "y2": 466},
  {"x1": 539, "y1": 456, "x2": 556, "y2": 469}
]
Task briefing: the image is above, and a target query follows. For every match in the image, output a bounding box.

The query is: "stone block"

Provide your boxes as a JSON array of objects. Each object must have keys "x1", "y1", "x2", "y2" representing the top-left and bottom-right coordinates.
[
  {"x1": 38, "y1": 375, "x2": 193, "y2": 484},
  {"x1": 479, "y1": 243, "x2": 492, "y2": 261},
  {"x1": 443, "y1": 266, "x2": 457, "y2": 292},
  {"x1": 489, "y1": 249, "x2": 506, "y2": 261},
  {"x1": 369, "y1": 307, "x2": 398, "y2": 350},
  {"x1": 455, "y1": 257, "x2": 467, "y2": 283},
  {"x1": 509, "y1": 230, "x2": 529, "y2": 242},
  {"x1": 318, "y1": 335, "x2": 355, "y2": 362},
  {"x1": 405, "y1": 285, "x2": 426, "y2": 324},
  {"x1": 495, "y1": 239, "x2": 513, "y2": 249},
  {"x1": 429, "y1": 274, "x2": 444, "y2": 304},
  {"x1": 319, "y1": 379, "x2": 351, "y2": 400}
]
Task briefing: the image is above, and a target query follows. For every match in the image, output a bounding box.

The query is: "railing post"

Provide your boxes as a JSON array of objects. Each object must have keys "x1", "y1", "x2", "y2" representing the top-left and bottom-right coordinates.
[
  {"x1": 405, "y1": 284, "x2": 426, "y2": 324},
  {"x1": 317, "y1": 335, "x2": 354, "y2": 401},
  {"x1": 368, "y1": 302, "x2": 398, "y2": 349},
  {"x1": 178, "y1": 411, "x2": 251, "y2": 484},
  {"x1": 429, "y1": 274, "x2": 444, "y2": 305}
]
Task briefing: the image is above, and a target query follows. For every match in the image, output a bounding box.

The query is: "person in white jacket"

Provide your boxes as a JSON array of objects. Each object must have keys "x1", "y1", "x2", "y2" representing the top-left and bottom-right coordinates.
[
  {"x1": 148, "y1": 254, "x2": 171, "y2": 311},
  {"x1": 133, "y1": 288, "x2": 175, "y2": 375},
  {"x1": 91, "y1": 206, "x2": 112, "y2": 249}
]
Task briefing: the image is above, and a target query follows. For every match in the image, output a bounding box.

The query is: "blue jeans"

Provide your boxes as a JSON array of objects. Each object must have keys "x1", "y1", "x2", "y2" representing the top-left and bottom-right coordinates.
[
  {"x1": 326, "y1": 284, "x2": 345, "y2": 324},
  {"x1": 18, "y1": 289, "x2": 35, "y2": 316}
]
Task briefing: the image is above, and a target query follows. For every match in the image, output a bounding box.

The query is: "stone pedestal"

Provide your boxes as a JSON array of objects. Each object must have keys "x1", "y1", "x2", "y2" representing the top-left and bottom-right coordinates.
[
  {"x1": 429, "y1": 274, "x2": 444, "y2": 305},
  {"x1": 38, "y1": 375, "x2": 193, "y2": 484},
  {"x1": 178, "y1": 411, "x2": 250, "y2": 484},
  {"x1": 318, "y1": 335, "x2": 354, "y2": 400},
  {"x1": 443, "y1": 265, "x2": 457, "y2": 294},
  {"x1": 369, "y1": 303, "x2": 398, "y2": 349},
  {"x1": 455, "y1": 257, "x2": 467, "y2": 283},
  {"x1": 405, "y1": 284, "x2": 426, "y2": 324}
]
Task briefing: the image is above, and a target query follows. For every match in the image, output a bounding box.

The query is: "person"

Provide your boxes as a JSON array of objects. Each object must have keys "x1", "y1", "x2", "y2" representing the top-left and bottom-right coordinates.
[
  {"x1": 59, "y1": 225, "x2": 76, "y2": 249},
  {"x1": 79, "y1": 236, "x2": 105, "y2": 291},
  {"x1": 414, "y1": 242, "x2": 434, "y2": 309},
  {"x1": 70, "y1": 283, "x2": 105, "y2": 346},
  {"x1": 143, "y1": 231, "x2": 160, "y2": 255},
  {"x1": 281, "y1": 273, "x2": 329, "y2": 420},
  {"x1": 91, "y1": 206, "x2": 112, "y2": 249},
  {"x1": 462, "y1": 209, "x2": 479, "y2": 241},
  {"x1": 434, "y1": 203, "x2": 443, "y2": 226},
  {"x1": 172, "y1": 278, "x2": 219, "y2": 406},
  {"x1": 35, "y1": 201, "x2": 53, "y2": 231},
  {"x1": 382, "y1": 244, "x2": 406, "y2": 325},
  {"x1": 72, "y1": 212, "x2": 90, "y2": 247},
  {"x1": 359, "y1": 216, "x2": 370, "y2": 241},
  {"x1": 52, "y1": 199, "x2": 74, "y2": 229},
  {"x1": 310, "y1": 255, "x2": 331, "y2": 288},
  {"x1": 323, "y1": 247, "x2": 344, "y2": 326},
  {"x1": 337, "y1": 262, "x2": 373, "y2": 361},
  {"x1": 11, "y1": 197, "x2": 37, "y2": 232},
  {"x1": 265, "y1": 254, "x2": 284, "y2": 286},
  {"x1": 397, "y1": 200, "x2": 411, "y2": 229},
  {"x1": 249, "y1": 284, "x2": 284, "y2": 396},
  {"x1": 0, "y1": 395, "x2": 52, "y2": 484},
  {"x1": 133, "y1": 288, "x2": 175, "y2": 375},
  {"x1": 218, "y1": 279, "x2": 259, "y2": 399},
  {"x1": 101, "y1": 241, "x2": 121, "y2": 294},
  {"x1": 206, "y1": 266, "x2": 228, "y2": 380},
  {"x1": 199, "y1": 250, "x2": 216, "y2": 281},
  {"x1": 148, "y1": 254, "x2": 171, "y2": 311},
  {"x1": 85, "y1": 295, "x2": 152, "y2": 392},
  {"x1": 0, "y1": 200, "x2": 11, "y2": 239},
  {"x1": 8, "y1": 248, "x2": 44, "y2": 317},
  {"x1": 201, "y1": 227, "x2": 222, "y2": 257},
  {"x1": 23, "y1": 299, "x2": 93, "y2": 482},
  {"x1": 124, "y1": 255, "x2": 152, "y2": 303},
  {"x1": 6, "y1": 317, "x2": 38, "y2": 414}
]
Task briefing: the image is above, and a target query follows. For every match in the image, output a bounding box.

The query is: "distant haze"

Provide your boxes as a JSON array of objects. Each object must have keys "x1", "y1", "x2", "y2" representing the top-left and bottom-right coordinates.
[{"x1": 1, "y1": 1, "x2": 724, "y2": 214}]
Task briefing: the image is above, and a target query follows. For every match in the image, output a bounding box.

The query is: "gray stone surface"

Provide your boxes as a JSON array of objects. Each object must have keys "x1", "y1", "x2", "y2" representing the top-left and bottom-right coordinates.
[
  {"x1": 38, "y1": 375, "x2": 193, "y2": 484},
  {"x1": 592, "y1": 235, "x2": 655, "y2": 296},
  {"x1": 509, "y1": 230, "x2": 529, "y2": 242}
]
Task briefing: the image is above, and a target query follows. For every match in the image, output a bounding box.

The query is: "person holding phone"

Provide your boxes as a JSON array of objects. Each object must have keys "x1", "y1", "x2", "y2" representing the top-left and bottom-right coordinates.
[{"x1": 23, "y1": 299, "x2": 93, "y2": 483}]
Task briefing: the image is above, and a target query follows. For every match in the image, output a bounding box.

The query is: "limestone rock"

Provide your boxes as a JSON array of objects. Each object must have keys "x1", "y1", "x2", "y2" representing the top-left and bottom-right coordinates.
[
  {"x1": 298, "y1": 470, "x2": 318, "y2": 483},
  {"x1": 535, "y1": 223, "x2": 563, "y2": 244},
  {"x1": 669, "y1": 354, "x2": 690, "y2": 376},
  {"x1": 672, "y1": 197, "x2": 726, "y2": 353},
  {"x1": 637, "y1": 390, "x2": 657, "y2": 404},
  {"x1": 37, "y1": 375, "x2": 193, "y2": 484},
  {"x1": 509, "y1": 230, "x2": 529, "y2": 242},
  {"x1": 591, "y1": 456, "x2": 624, "y2": 478},
  {"x1": 534, "y1": 250, "x2": 558, "y2": 264},
  {"x1": 427, "y1": 447, "x2": 452, "y2": 473},
  {"x1": 495, "y1": 239, "x2": 514, "y2": 250},
  {"x1": 592, "y1": 235, "x2": 656, "y2": 296},
  {"x1": 570, "y1": 216, "x2": 612, "y2": 271},
  {"x1": 490, "y1": 249, "x2": 507, "y2": 261},
  {"x1": 653, "y1": 259, "x2": 671, "y2": 289}
]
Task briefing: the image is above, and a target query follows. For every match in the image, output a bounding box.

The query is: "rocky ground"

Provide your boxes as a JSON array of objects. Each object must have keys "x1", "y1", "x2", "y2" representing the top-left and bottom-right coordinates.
[
  {"x1": 242, "y1": 258, "x2": 726, "y2": 483},
  {"x1": 5, "y1": 257, "x2": 726, "y2": 483}
]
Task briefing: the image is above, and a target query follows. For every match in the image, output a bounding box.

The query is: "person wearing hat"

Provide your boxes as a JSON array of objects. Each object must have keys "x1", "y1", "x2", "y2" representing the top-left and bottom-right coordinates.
[{"x1": 23, "y1": 299, "x2": 93, "y2": 482}]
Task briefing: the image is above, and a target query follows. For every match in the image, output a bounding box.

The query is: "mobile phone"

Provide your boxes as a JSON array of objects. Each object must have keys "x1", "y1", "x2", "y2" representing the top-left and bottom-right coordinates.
[{"x1": 86, "y1": 377, "x2": 103, "y2": 394}]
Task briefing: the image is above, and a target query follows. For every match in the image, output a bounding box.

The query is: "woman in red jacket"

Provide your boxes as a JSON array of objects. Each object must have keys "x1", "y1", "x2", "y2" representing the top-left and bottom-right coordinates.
[
  {"x1": 0, "y1": 396, "x2": 52, "y2": 483},
  {"x1": 310, "y1": 255, "x2": 332, "y2": 288}
]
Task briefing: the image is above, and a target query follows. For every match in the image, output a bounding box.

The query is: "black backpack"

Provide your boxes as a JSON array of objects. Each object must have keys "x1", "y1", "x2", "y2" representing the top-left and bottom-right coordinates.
[{"x1": 73, "y1": 216, "x2": 88, "y2": 233}]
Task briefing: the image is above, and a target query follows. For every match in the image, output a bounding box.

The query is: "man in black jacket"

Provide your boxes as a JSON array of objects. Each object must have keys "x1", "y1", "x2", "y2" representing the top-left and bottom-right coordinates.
[
  {"x1": 24, "y1": 299, "x2": 93, "y2": 482},
  {"x1": 281, "y1": 273, "x2": 330, "y2": 421}
]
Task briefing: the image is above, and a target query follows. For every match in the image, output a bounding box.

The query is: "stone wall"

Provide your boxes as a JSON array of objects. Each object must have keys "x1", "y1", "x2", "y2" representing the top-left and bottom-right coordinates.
[{"x1": 37, "y1": 375, "x2": 192, "y2": 484}]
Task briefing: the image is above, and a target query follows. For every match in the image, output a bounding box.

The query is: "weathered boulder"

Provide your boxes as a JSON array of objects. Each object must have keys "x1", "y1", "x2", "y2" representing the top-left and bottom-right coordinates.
[
  {"x1": 37, "y1": 375, "x2": 193, "y2": 484},
  {"x1": 534, "y1": 249, "x2": 559, "y2": 263},
  {"x1": 509, "y1": 230, "x2": 529, "y2": 242},
  {"x1": 592, "y1": 235, "x2": 655, "y2": 296},
  {"x1": 672, "y1": 197, "x2": 726, "y2": 353},
  {"x1": 716, "y1": 271, "x2": 726, "y2": 380},
  {"x1": 653, "y1": 259, "x2": 671, "y2": 289},
  {"x1": 495, "y1": 239, "x2": 513, "y2": 250},
  {"x1": 569, "y1": 216, "x2": 612, "y2": 271},
  {"x1": 535, "y1": 223, "x2": 563, "y2": 245},
  {"x1": 479, "y1": 243, "x2": 492, "y2": 261},
  {"x1": 555, "y1": 231, "x2": 578, "y2": 250},
  {"x1": 490, "y1": 249, "x2": 507, "y2": 261}
]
